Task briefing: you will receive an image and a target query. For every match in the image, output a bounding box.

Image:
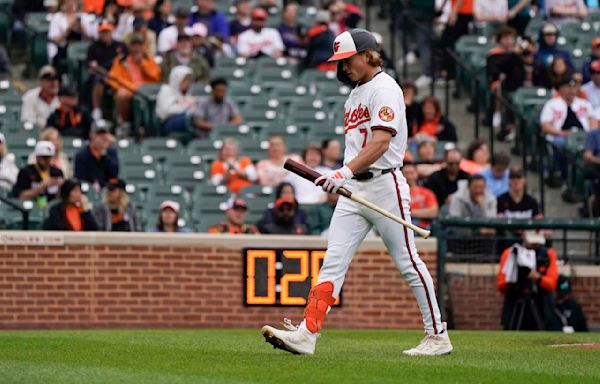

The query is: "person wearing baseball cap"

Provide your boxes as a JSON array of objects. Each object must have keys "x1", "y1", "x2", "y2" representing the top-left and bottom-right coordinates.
[
  {"x1": 21, "y1": 65, "x2": 60, "y2": 130},
  {"x1": 582, "y1": 38, "x2": 600, "y2": 83},
  {"x1": 12, "y1": 141, "x2": 64, "y2": 205},
  {"x1": 150, "y1": 200, "x2": 191, "y2": 232},
  {"x1": 257, "y1": 183, "x2": 308, "y2": 235},
  {"x1": 582, "y1": 60, "x2": 600, "y2": 109},
  {"x1": 157, "y1": 7, "x2": 190, "y2": 53},
  {"x1": 43, "y1": 178, "x2": 98, "y2": 231},
  {"x1": 188, "y1": 0, "x2": 230, "y2": 41},
  {"x1": 160, "y1": 28, "x2": 210, "y2": 83},
  {"x1": 125, "y1": 16, "x2": 157, "y2": 56},
  {"x1": 190, "y1": 22, "x2": 215, "y2": 67},
  {"x1": 92, "y1": 178, "x2": 142, "y2": 232},
  {"x1": 73, "y1": 119, "x2": 118, "y2": 188},
  {"x1": 46, "y1": 85, "x2": 92, "y2": 139},
  {"x1": 325, "y1": 28, "x2": 381, "y2": 84},
  {"x1": 536, "y1": 23, "x2": 574, "y2": 69},
  {"x1": 554, "y1": 275, "x2": 589, "y2": 332},
  {"x1": 236, "y1": 7, "x2": 284, "y2": 58},
  {"x1": 208, "y1": 197, "x2": 259, "y2": 234},
  {"x1": 229, "y1": 0, "x2": 252, "y2": 44},
  {"x1": 0, "y1": 132, "x2": 18, "y2": 192}
]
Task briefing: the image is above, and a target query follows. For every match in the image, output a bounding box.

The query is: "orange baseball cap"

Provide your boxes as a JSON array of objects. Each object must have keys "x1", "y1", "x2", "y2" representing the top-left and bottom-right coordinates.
[
  {"x1": 590, "y1": 60, "x2": 600, "y2": 73},
  {"x1": 251, "y1": 7, "x2": 268, "y2": 20},
  {"x1": 98, "y1": 21, "x2": 114, "y2": 32},
  {"x1": 275, "y1": 197, "x2": 296, "y2": 209}
]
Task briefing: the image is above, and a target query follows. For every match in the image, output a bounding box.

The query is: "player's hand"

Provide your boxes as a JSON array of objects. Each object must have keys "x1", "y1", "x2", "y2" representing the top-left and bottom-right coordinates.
[{"x1": 314, "y1": 166, "x2": 353, "y2": 194}]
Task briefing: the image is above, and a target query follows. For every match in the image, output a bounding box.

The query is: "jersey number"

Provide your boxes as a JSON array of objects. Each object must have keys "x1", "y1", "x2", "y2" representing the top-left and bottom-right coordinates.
[{"x1": 359, "y1": 128, "x2": 368, "y2": 148}]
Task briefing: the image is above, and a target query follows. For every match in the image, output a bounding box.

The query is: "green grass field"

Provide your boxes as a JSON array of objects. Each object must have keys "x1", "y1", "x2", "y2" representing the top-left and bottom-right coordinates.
[{"x1": 0, "y1": 329, "x2": 599, "y2": 384}]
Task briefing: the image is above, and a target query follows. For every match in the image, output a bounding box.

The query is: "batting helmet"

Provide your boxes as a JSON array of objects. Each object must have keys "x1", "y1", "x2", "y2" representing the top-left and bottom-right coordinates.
[{"x1": 327, "y1": 29, "x2": 379, "y2": 84}]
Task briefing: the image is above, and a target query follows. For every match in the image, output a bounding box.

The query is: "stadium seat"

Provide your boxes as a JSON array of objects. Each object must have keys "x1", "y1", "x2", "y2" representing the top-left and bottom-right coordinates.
[
  {"x1": 187, "y1": 137, "x2": 223, "y2": 158},
  {"x1": 119, "y1": 164, "x2": 160, "y2": 188},
  {"x1": 25, "y1": 13, "x2": 50, "y2": 69},
  {"x1": 191, "y1": 184, "x2": 230, "y2": 211},
  {"x1": 132, "y1": 84, "x2": 162, "y2": 138},
  {"x1": 139, "y1": 137, "x2": 184, "y2": 161},
  {"x1": 119, "y1": 151, "x2": 156, "y2": 168},
  {"x1": 145, "y1": 184, "x2": 188, "y2": 205},
  {"x1": 0, "y1": 199, "x2": 45, "y2": 230},
  {"x1": 212, "y1": 123, "x2": 258, "y2": 139},
  {"x1": 163, "y1": 166, "x2": 208, "y2": 188},
  {"x1": 304, "y1": 122, "x2": 345, "y2": 143},
  {"x1": 237, "y1": 184, "x2": 274, "y2": 218}
]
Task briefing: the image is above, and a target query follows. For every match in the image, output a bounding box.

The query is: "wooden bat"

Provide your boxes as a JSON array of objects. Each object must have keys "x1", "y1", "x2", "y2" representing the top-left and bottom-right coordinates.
[{"x1": 284, "y1": 159, "x2": 431, "y2": 239}]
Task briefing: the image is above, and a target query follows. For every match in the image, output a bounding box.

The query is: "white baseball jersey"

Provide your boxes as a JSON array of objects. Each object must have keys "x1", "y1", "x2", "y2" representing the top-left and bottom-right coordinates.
[{"x1": 343, "y1": 72, "x2": 407, "y2": 170}]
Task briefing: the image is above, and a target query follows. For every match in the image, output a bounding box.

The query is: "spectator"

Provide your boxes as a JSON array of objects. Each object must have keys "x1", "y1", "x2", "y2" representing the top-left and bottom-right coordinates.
[
  {"x1": 441, "y1": 0, "x2": 475, "y2": 76},
  {"x1": 188, "y1": 0, "x2": 230, "y2": 41},
  {"x1": 462, "y1": 139, "x2": 490, "y2": 174},
  {"x1": 507, "y1": 0, "x2": 532, "y2": 36},
  {"x1": 257, "y1": 135, "x2": 303, "y2": 187},
  {"x1": 479, "y1": 151, "x2": 511, "y2": 197},
  {"x1": 582, "y1": 60, "x2": 600, "y2": 109},
  {"x1": 415, "y1": 140, "x2": 443, "y2": 179},
  {"x1": 0, "y1": 133, "x2": 18, "y2": 192},
  {"x1": 583, "y1": 128, "x2": 600, "y2": 215},
  {"x1": 474, "y1": 0, "x2": 508, "y2": 28},
  {"x1": 497, "y1": 231, "x2": 559, "y2": 330},
  {"x1": 424, "y1": 148, "x2": 470, "y2": 206},
  {"x1": 87, "y1": 21, "x2": 124, "y2": 121},
  {"x1": 548, "y1": 56, "x2": 573, "y2": 89},
  {"x1": 402, "y1": 82, "x2": 419, "y2": 138},
  {"x1": 108, "y1": 33, "x2": 161, "y2": 135},
  {"x1": 448, "y1": 173, "x2": 497, "y2": 220},
  {"x1": 150, "y1": 200, "x2": 191, "y2": 232},
  {"x1": 74, "y1": 121, "x2": 119, "y2": 188},
  {"x1": 541, "y1": 75, "x2": 596, "y2": 179},
  {"x1": 192, "y1": 78, "x2": 243, "y2": 138},
  {"x1": 257, "y1": 194, "x2": 308, "y2": 234},
  {"x1": 277, "y1": 2, "x2": 306, "y2": 60},
  {"x1": 21, "y1": 66, "x2": 60, "y2": 130},
  {"x1": 161, "y1": 33, "x2": 210, "y2": 83},
  {"x1": 43, "y1": 178, "x2": 98, "y2": 231},
  {"x1": 48, "y1": 0, "x2": 85, "y2": 65},
  {"x1": 237, "y1": 8, "x2": 284, "y2": 59},
  {"x1": 157, "y1": 7, "x2": 190, "y2": 53},
  {"x1": 553, "y1": 275, "x2": 589, "y2": 332},
  {"x1": 412, "y1": 96, "x2": 458, "y2": 142},
  {"x1": 229, "y1": 0, "x2": 252, "y2": 45},
  {"x1": 208, "y1": 197, "x2": 259, "y2": 234},
  {"x1": 210, "y1": 137, "x2": 256, "y2": 193},
  {"x1": 303, "y1": 10, "x2": 335, "y2": 70},
  {"x1": 404, "y1": 162, "x2": 438, "y2": 229},
  {"x1": 582, "y1": 38, "x2": 600, "y2": 83},
  {"x1": 516, "y1": 36, "x2": 552, "y2": 88},
  {"x1": 148, "y1": 0, "x2": 173, "y2": 37},
  {"x1": 125, "y1": 16, "x2": 157, "y2": 57},
  {"x1": 110, "y1": 1, "x2": 135, "y2": 43},
  {"x1": 400, "y1": 1, "x2": 436, "y2": 88},
  {"x1": 156, "y1": 66, "x2": 197, "y2": 135},
  {"x1": 321, "y1": 138, "x2": 342, "y2": 169},
  {"x1": 191, "y1": 22, "x2": 215, "y2": 67},
  {"x1": 545, "y1": 0, "x2": 588, "y2": 27},
  {"x1": 12, "y1": 141, "x2": 64, "y2": 205},
  {"x1": 93, "y1": 178, "x2": 142, "y2": 231},
  {"x1": 288, "y1": 144, "x2": 329, "y2": 205},
  {"x1": 486, "y1": 26, "x2": 523, "y2": 93},
  {"x1": 497, "y1": 165, "x2": 542, "y2": 219},
  {"x1": 535, "y1": 23, "x2": 574, "y2": 69},
  {"x1": 27, "y1": 128, "x2": 73, "y2": 179},
  {"x1": 46, "y1": 85, "x2": 92, "y2": 139},
  {"x1": 328, "y1": 0, "x2": 363, "y2": 36}
]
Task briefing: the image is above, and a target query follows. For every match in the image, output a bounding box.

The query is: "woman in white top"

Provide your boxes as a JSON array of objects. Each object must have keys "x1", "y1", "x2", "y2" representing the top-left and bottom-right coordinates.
[
  {"x1": 48, "y1": 0, "x2": 87, "y2": 62},
  {"x1": 0, "y1": 133, "x2": 18, "y2": 193},
  {"x1": 287, "y1": 144, "x2": 329, "y2": 205},
  {"x1": 256, "y1": 135, "x2": 302, "y2": 187}
]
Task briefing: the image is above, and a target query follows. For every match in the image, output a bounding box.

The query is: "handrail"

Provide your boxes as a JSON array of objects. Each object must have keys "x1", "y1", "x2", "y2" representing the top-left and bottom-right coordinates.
[
  {"x1": 439, "y1": 216, "x2": 600, "y2": 230},
  {"x1": 0, "y1": 195, "x2": 29, "y2": 230}
]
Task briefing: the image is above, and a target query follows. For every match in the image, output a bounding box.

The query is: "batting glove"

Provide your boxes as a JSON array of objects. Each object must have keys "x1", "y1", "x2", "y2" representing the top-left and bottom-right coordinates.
[{"x1": 314, "y1": 166, "x2": 354, "y2": 193}]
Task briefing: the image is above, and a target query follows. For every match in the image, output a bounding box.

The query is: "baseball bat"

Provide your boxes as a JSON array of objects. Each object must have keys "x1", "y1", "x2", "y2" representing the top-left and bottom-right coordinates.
[{"x1": 284, "y1": 159, "x2": 431, "y2": 239}]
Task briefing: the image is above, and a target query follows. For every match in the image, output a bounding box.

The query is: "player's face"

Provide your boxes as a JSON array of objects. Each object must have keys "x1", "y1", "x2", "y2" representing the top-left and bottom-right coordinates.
[{"x1": 342, "y1": 54, "x2": 369, "y2": 82}]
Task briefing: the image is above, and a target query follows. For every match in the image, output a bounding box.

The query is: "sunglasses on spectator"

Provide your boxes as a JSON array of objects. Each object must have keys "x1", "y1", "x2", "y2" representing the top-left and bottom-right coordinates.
[{"x1": 41, "y1": 75, "x2": 58, "y2": 81}]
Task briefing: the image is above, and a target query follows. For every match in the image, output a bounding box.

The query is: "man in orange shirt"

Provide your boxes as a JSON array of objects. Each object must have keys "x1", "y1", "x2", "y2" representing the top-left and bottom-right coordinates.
[
  {"x1": 108, "y1": 33, "x2": 161, "y2": 136},
  {"x1": 210, "y1": 137, "x2": 257, "y2": 193},
  {"x1": 404, "y1": 162, "x2": 439, "y2": 229},
  {"x1": 208, "y1": 197, "x2": 259, "y2": 234},
  {"x1": 497, "y1": 230, "x2": 559, "y2": 330}
]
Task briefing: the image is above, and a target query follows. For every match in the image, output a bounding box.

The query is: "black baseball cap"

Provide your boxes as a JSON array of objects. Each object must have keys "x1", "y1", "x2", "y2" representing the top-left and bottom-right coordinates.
[
  {"x1": 556, "y1": 75, "x2": 578, "y2": 89},
  {"x1": 328, "y1": 29, "x2": 379, "y2": 62},
  {"x1": 107, "y1": 178, "x2": 126, "y2": 190},
  {"x1": 58, "y1": 85, "x2": 77, "y2": 97},
  {"x1": 175, "y1": 7, "x2": 189, "y2": 18}
]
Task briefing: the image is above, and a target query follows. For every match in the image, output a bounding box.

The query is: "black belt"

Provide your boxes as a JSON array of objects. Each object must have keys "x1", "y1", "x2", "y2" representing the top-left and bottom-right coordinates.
[{"x1": 353, "y1": 167, "x2": 399, "y2": 181}]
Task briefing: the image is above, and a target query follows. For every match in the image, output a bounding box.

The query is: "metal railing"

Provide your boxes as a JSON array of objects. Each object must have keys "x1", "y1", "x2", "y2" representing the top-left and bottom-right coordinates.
[{"x1": 0, "y1": 195, "x2": 30, "y2": 230}]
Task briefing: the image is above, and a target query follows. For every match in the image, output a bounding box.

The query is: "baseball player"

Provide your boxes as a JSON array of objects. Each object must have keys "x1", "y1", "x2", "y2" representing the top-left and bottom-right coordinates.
[{"x1": 262, "y1": 29, "x2": 452, "y2": 356}]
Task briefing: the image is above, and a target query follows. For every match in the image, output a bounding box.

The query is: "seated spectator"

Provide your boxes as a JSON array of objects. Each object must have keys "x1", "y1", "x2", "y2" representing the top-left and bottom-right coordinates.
[
  {"x1": 27, "y1": 128, "x2": 73, "y2": 179},
  {"x1": 497, "y1": 165, "x2": 542, "y2": 219},
  {"x1": 497, "y1": 230, "x2": 558, "y2": 330},
  {"x1": 229, "y1": 0, "x2": 251, "y2": 45},
  {"x1": 582, "y1": 60, "x2": 600, "y2": 109},
  {"x1": 87, "y1": 21, "x2": 124, "y2": 121},
  {"x1": 288, "y1": 144, "x2": 329, "y2": 205},
  {"x1": 193, "y1": 78, "x2": 243, "y2": 138},
  {"x1": 43, "y1": 178, "x2": 98, "y2": 231},
  {"x1": 478, "y1": 151, "x2": 510, "y2": 197},
  {"x1": 461, "y1": 139, "x2": 490, "y2": 174},
  {"x1": 188, "y1": 0, "x2": 230, "y2": 40},
  {"x1": 553, "y1": 275, "x2": 589, "y2": 332},
  {"x1": 583, "y1": 129, "x2": 600, "y2": 216},
  {"x1": 545, "y1": 0, "x2": 588, "y2": 28},
  {"x1": 257, "y1": 195, "x2": 308, "y2": 235},
  {"x1": 277, "y1": 2, "x2": 306, "y2": 60},
  {"x1": 516, "y1": 36, "x2": 552, "y2": 89},
  {"x1": 402, "y1": 82, "x2": 419, "y2": 137},
  {"x1": 237, "y1": 8, "x2": 284, "y2": 59},
  {"x1": 424, "y1": 148, "x2": 470, "y2": 206},
  {"x1": 149, "y1": 200, "x2": 191, "y2": 232},
  {"x1": 210, "y1": 137, "x2": 257, "y2": 193},
  {"x1": 125, "y1": 16, "x2": 157, "y2": 57},
  {"x1": 148, "y1": 0, "x2": 173, "y2": 37},
  {"x1": 191, "y1": 23, "x2": 215, "y2": 67},
  {"x1": 321, "y1": 138, "x2": 343, "y2": 169},
  {"x1": 21, "y1": 66, "x2": 60, "y2": 130},
  {"x1": 108, "y1": 34, "x2": 161, "y2": 135},
  {"x1": 208, "y1": 197, "x2": 259, "y2": 234},
  {"x1": 412, "y1": 96, "x2": 458, "y2": 142},
  {"x1": 46, "y1": 85, "x2": 92, "y2": 139},
  {"x1": 257, "y1": 135, "x2": 303, "y2": 187},
  {"x1": 161, "y1": 33, "x2": 210, "y2": 83},
  {"x1": 415, "y1": 140, "x2": 442, "y2": 179},
  {"x1": 156, "y1": 66, "x2": 198, "y2": 136},
  {"x1": 541, "y1": 75, "x2": 596, "y2": 180},
  {"x1": 157, "y1": 7, "x2": 190, "y2": 53},
  {"x1": 93, "y1": 178, "x2": 141, "y2": 232},
  {"x1": 548, "y1": 56, "x2": 573, "y2": 89},
  {"x1": 303, "y1": 10, "x2": 335, "y2": 70},
  {"x1": 486, "y1": 26, "x2": 523, "y2": 93},
  {"x1": 0, "y1": 132, "x2": 18, "y2": 192},
  {"x1": 535, "y1": 23, "x2": 574, "y2": 69},
  {"x1": 581, "y1": 38, "x2": 600, "y2": 83},
  {"x1": 506, "y1": 0, "x2": 532, "y2": 36},
  {"x1": 448, "y1": 173, "x2": 497, "y2": 222},
  {"x1": 404, "y1": 163, "x2": 438, "y2": 229},
  {"x1": 328, "y1": 0, "x2": 363, "y2": 35},
  {"x1": 12, "y1": 141, "x2": 64, "y2": 206},
  {"x1": 48, "y1": 0, "x2": 85, "y2": 66},
  {"x1": 74, "y1": 121, "x2": 119, "y2": 188}
]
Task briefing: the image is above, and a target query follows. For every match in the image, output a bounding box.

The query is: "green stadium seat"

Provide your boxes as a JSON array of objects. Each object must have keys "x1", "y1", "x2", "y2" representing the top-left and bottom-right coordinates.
[
  {"x1": 145, "y1": 184, "x2": 187, "y2": 205},
  {"x1": 163, "y1": 166, "x2": 208, "y2": 188},
  {"x1": 305, "y1": 122, "x2": 345, "y2": 143},
  {"x1": 139, "y1": 137, "x2": 184, "y2": 160},
  {"x1": 119, "y1": 164, "x2": 160, "y2": 188},
  {"x1": 132, "y1": 83, "x2": 162, "y2": 137},
  {"x1": 119, "y1": 151, "x2": 156, "y2": 168},
  {"x1": 25, "y1": 13, "x2": 51, "y2": 69},
  {"x1": 162, "y1": 152, "x2": 205, "y2": 172},
  {"x1": 269, "y1": 85, "x2": 311, "y2": 106},
  {"x1": 212, "y1": 123, "x2": 258, "y2": 139},
  {"x1": 0, "y1": 199, "x2": 45, "y2": 229},
  {"x1": 187, "y1": 138, "x2": 223, "y2": 158},
  {"x1": 228, "y1": 83, "x2": 266, "y2": 98},
  {"x1": 317, "y1": 83, "x2": 352, "y2": 99},
  {"x1": 237, "y1": 184, "x2": 274, "y2": 217},
  {"x1": 299, "y1": 69, "x2": 338, "y2": 86},
  {"x1": 191, "y1": 184, "x2": 230, "y2": 212}
]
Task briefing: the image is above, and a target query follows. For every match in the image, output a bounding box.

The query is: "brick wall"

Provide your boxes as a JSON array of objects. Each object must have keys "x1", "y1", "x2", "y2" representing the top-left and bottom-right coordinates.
[{"x1": 0, "y1": 232, "x2": 438, "y2": 330}]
